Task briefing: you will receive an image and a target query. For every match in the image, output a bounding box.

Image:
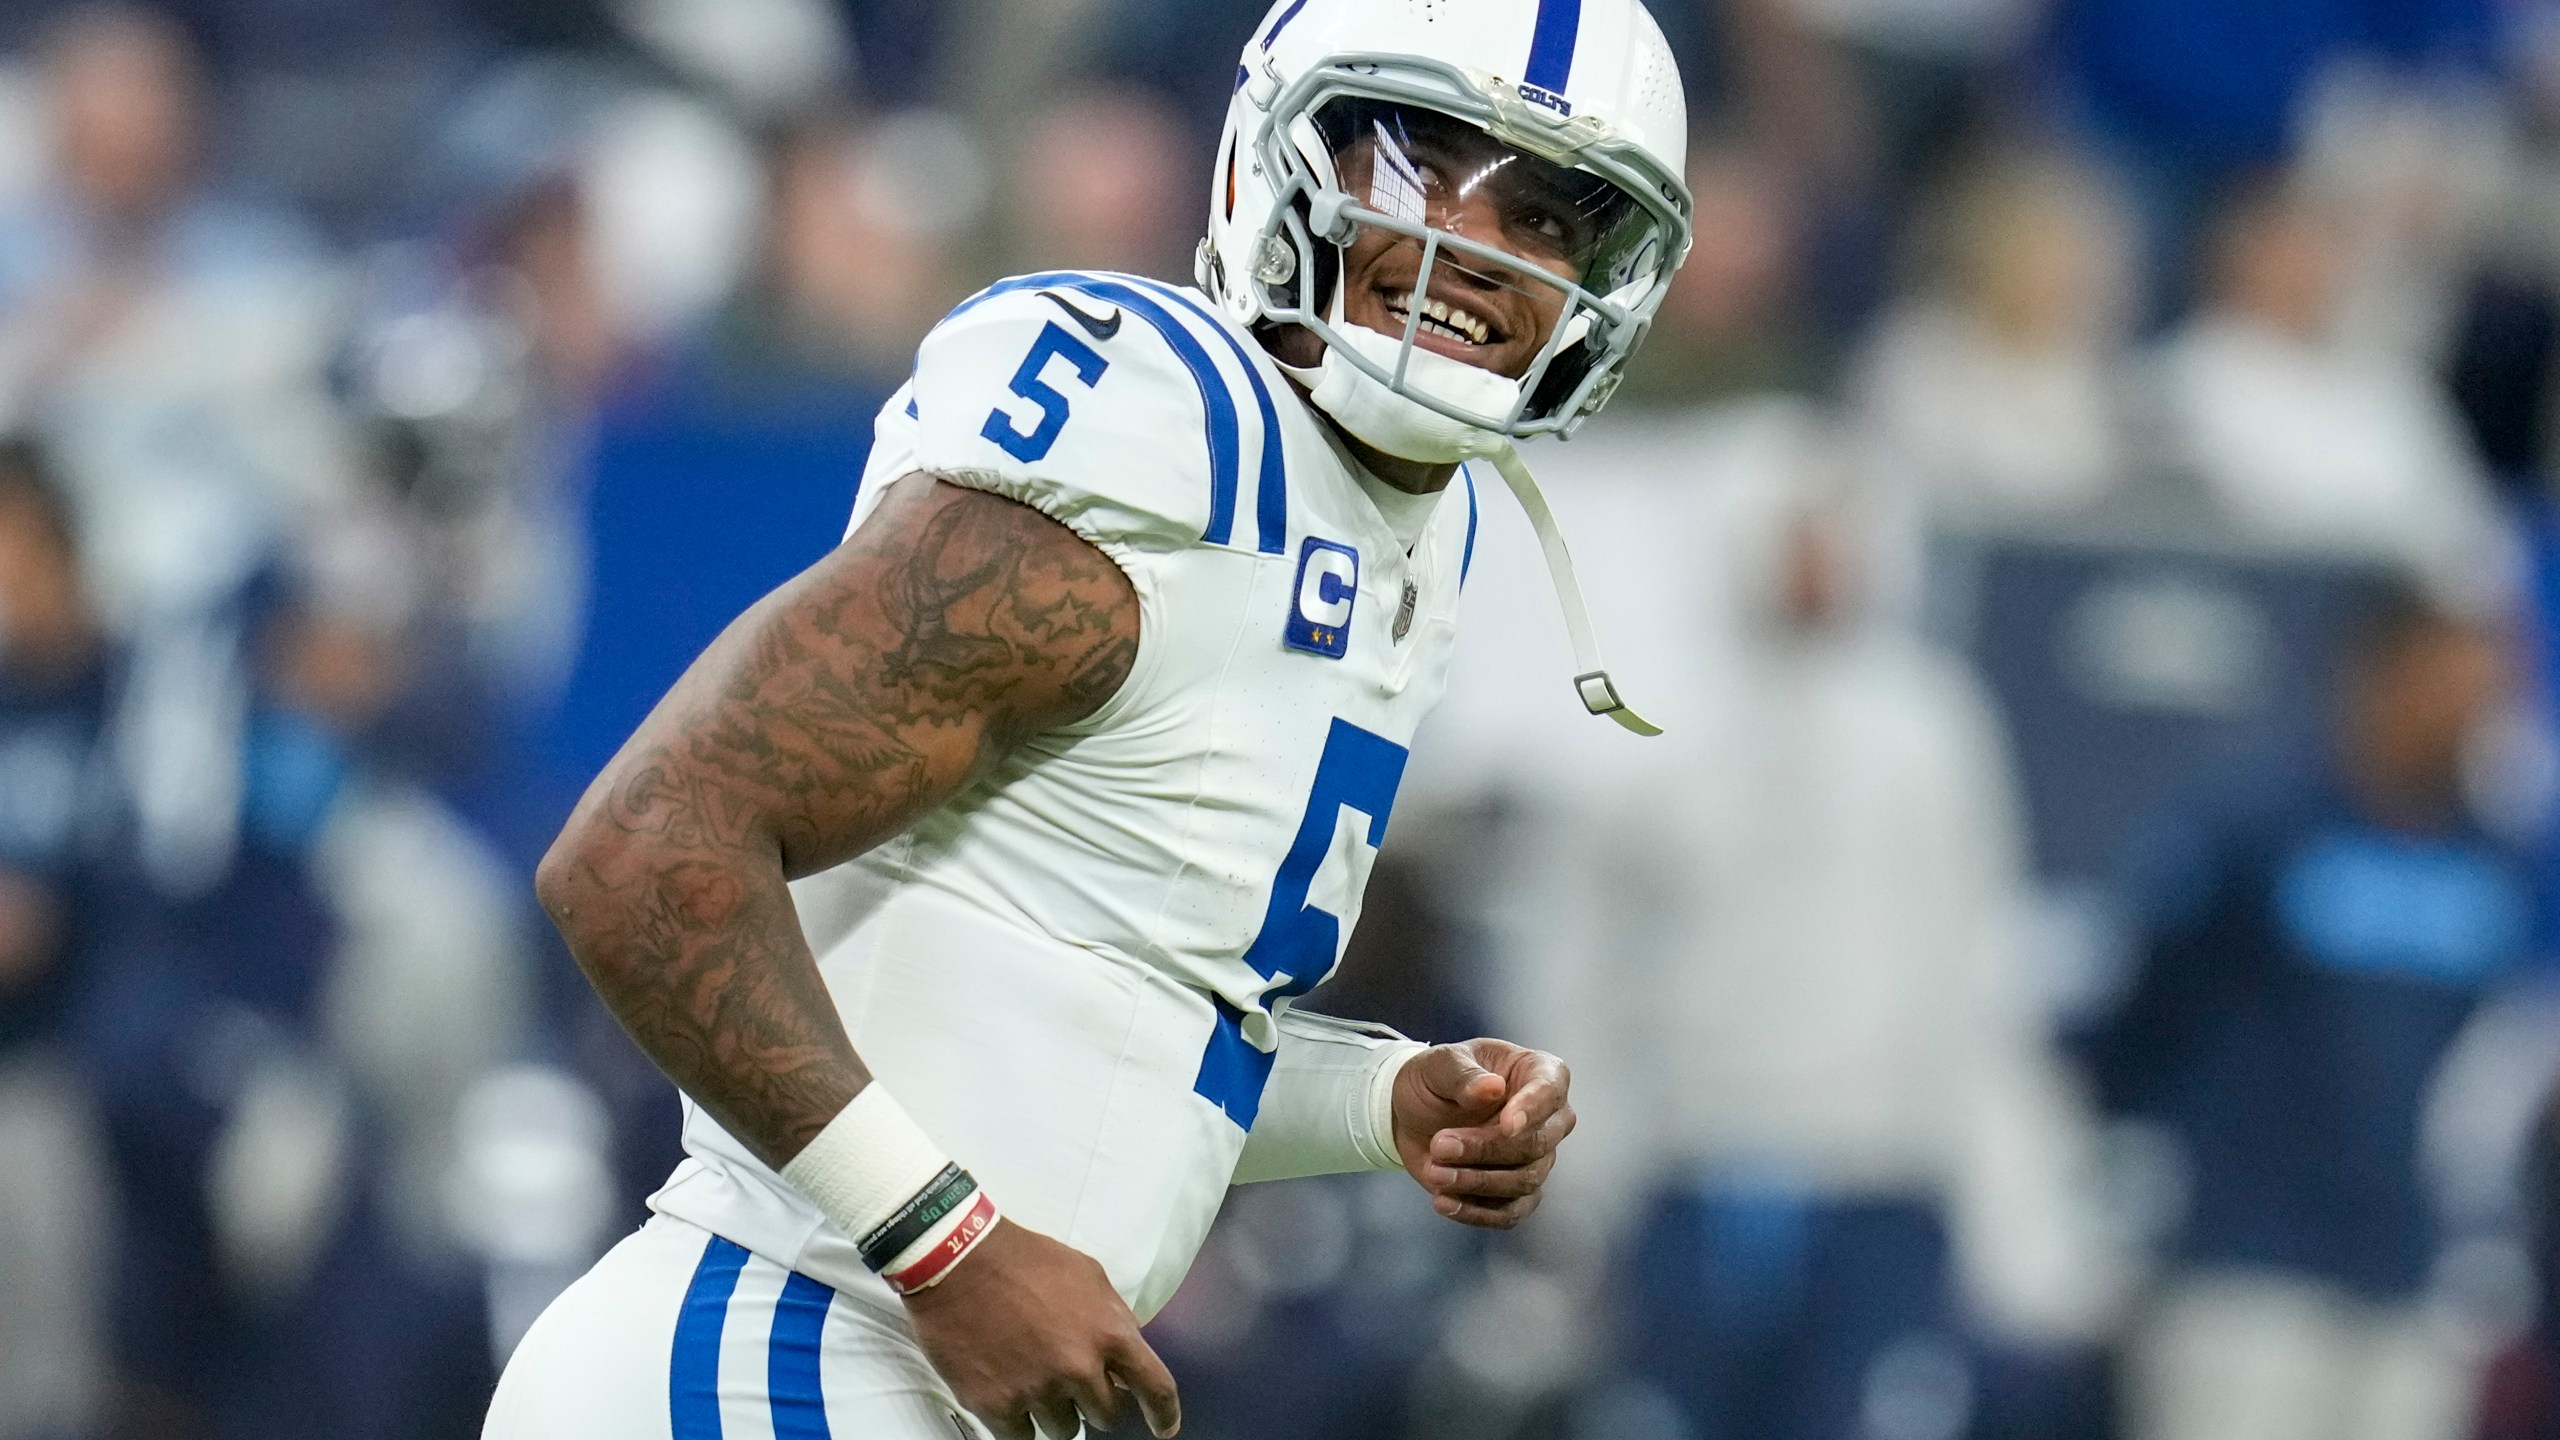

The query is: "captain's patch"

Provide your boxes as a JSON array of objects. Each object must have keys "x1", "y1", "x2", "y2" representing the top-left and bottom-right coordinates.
[{"x1": 1285, "y1": 537, "x2": 1359, "y2": 658}]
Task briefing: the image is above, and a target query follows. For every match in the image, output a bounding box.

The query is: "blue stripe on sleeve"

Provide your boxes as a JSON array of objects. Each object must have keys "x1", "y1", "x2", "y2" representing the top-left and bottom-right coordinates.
[
  {"x1": 1460, "y1": 464, "x2": 1480, "y2": 586},
  {"x1": 947, "y1": 272, "x2": 1247, "y2": 548},
  {"x1": 670, "y1": 1236, "x2": 751, "y2": 1440},
  {"x1": 1123, "y1": 276, "x2": 1291, "y2": 555},
  {"x1": 767, "y1": 1271, "x2": 837, "y2": 1440},
  {"x1": 1067, "y1": 279, "x2": 1245, "y2": 546},
  {"x1": 1524, "y1": 0, "x2": 1583, "y2": 93}
]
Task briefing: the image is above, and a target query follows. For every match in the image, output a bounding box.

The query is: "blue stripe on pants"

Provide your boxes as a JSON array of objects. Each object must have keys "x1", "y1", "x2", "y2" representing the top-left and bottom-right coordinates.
[
  {"x1": 768, "y1": 1271, "x2": 838, "y2": 1439},
  {"x1": 671, "y1": 1236, "x2": 752, "y2": 1438}
]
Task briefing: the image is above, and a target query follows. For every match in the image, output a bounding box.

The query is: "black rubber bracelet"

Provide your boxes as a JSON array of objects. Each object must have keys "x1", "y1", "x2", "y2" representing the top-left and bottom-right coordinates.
[{"x1": 857, "y1": 1164, "x2": 977, "y2": 1272}]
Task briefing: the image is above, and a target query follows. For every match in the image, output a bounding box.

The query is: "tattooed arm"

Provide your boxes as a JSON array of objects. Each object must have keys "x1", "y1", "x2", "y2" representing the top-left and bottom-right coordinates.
[
  {"x1": 536, "y1": 472, "x2": 1137, "y2": 1166},
  {"x1": 536, "y1": 474, "x2": 1177, "y2": 1439}
]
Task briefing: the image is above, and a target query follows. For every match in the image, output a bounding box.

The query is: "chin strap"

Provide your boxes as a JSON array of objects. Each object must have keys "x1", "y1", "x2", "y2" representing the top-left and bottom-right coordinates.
[{"x1": 1483, "y1": 445, "x2": 1663, "y2": 737}]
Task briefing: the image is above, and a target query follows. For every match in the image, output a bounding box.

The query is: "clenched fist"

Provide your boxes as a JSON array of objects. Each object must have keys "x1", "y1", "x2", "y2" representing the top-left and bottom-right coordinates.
[{"x1": 1390, "y1": 1039, "x2": 1576, "y2": 1229}]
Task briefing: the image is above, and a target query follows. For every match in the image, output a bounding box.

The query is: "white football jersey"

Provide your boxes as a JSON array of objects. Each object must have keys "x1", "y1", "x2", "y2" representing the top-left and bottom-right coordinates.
[{"x1": 650, "y1": 271, "x2": 1482, "y2": 1320}]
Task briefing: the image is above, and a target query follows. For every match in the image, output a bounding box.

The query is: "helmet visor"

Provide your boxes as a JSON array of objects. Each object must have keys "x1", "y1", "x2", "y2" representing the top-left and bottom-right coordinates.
[{"x1": 1313, "y1": 98, "x2": 1667, "y2": 303}]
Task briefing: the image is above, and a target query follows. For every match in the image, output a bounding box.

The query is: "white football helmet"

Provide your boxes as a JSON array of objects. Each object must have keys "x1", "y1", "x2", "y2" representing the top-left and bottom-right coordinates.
[
  {"x1": 1199, "y1": 0, "x2": 1693, "y2": 461},
  {"x1": 1198, "y1": 0, "x2": 1693, "y2": 735}
]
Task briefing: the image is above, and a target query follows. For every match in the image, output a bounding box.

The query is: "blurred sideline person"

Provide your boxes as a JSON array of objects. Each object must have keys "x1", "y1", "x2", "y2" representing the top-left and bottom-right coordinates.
[
  {"x1": 2085, "y1": 586, "x2": 2537, "y2": 1440},
  {"x1": 1578, "y1": 448, "x2": 2115, "y2": 1440},
  {"x1": 488, "y1": 2, "x2": 1698, "y2": 1438},
  {"x1": 0, "y1": 5, "x2": 359, "y2": 979},
  {"x1": 0, "y1": 439, "x2": 111, "y2": 1440},
  {"x1": 0, "y1": 5, "x2": 348, "y2": 633},
  {"x1": 1849, "y1": 149, "x2": 2138, "y2": 522},
  {"x1": 1013, "y1": 91, "x2": 1195, "y2": 283},
  {"x1": 80, "y1": 564, "x2": 507, "y2": 1438},
  {"x1": 1610, "y1": 142, "x2": 1822, "y2": 407},
  {"x1": 680, "y1": 113, "x2": 968, "y2": 415},
  {"x1": 1720, "y1": 0, "x2": 2043, "y2": 327},
  {"x1": 2151, "y1": 180, "x2": 2512, "y2": 601}
]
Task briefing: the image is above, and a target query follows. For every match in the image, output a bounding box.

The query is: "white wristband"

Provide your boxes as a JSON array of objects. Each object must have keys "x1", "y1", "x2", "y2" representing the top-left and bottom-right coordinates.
[{"x1": 779, "y1": 1085, "x2": 953, "y2": 1244}]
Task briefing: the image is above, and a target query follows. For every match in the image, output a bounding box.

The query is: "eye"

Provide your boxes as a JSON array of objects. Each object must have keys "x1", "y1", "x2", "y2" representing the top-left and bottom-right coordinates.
[{"x1": 1511, "y1": 204, "x2": 1572, "y2": 248}]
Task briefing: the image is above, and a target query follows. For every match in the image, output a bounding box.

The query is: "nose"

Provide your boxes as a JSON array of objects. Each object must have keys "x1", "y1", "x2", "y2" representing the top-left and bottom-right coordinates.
[{"x1": 1421, "y1": 188, "x2": 1524, "y2": 287}]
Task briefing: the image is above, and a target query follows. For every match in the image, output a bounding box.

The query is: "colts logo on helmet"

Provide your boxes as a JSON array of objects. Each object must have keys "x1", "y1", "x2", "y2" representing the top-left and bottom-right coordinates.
[
  {"x1": 1517, "y1": 83, "x2": 1573, "y2": 116},
  {"x1": 1285, "y1": 538, "x2": 1359, "y2": 659}
]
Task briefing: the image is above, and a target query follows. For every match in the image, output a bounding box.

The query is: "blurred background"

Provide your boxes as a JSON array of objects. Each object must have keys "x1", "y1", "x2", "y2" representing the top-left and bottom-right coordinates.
[{"x1": 2, "y1": 0, "x2": 2560, "y2": 1437}]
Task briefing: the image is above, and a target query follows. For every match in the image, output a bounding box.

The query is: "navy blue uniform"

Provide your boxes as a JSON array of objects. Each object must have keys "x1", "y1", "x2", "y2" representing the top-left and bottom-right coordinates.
[
  {"x1": 2087, "y1": 754, "x2": 2540, "y2": 1300},
  {"x1": 0, "y1": 659, "x2": 114, "y2": 1050}
]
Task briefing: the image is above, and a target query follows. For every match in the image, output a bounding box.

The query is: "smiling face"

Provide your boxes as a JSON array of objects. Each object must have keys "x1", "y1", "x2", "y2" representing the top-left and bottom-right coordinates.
[{"x1": 1321, "y1": 104, "x2": 1637, "y2": 380}]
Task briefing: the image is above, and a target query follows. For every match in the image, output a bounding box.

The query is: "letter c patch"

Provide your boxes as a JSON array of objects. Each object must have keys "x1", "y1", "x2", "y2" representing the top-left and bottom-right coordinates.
[{"x1": 1284, "y1": 538, "x2": 1359, "y2": 659}]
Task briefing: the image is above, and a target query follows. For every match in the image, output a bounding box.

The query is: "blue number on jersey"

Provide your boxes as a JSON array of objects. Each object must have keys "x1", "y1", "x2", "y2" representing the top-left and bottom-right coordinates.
[
  {"x1": 980, "y1": 320, "x2": 1108, "y2": 462},
  {"x1": 1195, "y1": 717, "x2": 1410, "y2": 1128}
]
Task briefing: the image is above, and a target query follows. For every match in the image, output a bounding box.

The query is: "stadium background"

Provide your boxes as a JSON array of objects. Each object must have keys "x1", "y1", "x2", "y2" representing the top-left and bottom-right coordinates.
[{"x1": 0, "y1": 0, "x2": 2557, "y2": 1436}]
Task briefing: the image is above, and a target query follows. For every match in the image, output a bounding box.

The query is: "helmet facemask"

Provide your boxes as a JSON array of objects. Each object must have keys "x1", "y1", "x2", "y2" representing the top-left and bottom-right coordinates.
[{"x1": 1239, "y1": 57, "x2": 1689, "y2": 453}]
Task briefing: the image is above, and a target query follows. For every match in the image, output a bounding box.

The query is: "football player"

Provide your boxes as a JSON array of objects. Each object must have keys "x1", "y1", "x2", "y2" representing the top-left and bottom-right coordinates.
[{"x1": 485, "y1": 0, "x2": 1693, "y2": 1435}]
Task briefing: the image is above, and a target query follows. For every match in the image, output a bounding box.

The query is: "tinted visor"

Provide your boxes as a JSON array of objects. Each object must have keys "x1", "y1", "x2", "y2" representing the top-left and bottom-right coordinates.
[{"x1": 1313, "y1": 98, "x2": 1660, "y2": 296}]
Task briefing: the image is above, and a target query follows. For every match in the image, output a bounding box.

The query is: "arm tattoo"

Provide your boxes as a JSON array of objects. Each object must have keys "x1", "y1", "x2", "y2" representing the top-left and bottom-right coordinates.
[{"x1": 536, "y1": 475, "x2": 1140, "y2": 1168}]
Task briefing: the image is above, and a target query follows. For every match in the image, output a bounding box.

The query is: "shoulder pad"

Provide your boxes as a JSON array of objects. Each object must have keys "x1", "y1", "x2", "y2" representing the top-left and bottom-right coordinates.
[{"x1": 906, "y1": 273, "x2": 1289, "y2": 555}]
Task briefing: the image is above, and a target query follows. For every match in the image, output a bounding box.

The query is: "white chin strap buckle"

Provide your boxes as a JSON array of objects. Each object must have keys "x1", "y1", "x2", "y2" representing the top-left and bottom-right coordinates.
[
  {"x1": 1577, "y1": 674, "x2": 1663, "y2": 737},
  {"x1": 1488, "y1": 446, "x2": 1664, "y2": 737}
]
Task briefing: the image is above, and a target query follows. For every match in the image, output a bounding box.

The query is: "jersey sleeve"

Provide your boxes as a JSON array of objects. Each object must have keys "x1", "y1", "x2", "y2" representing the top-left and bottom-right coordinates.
[
  {"x1": 897, "y1": 283, "x2": 1224, "y2": 557},
  {"x1": 1230, "y1": 1009, "x2": 1426, "y2": 1184}
]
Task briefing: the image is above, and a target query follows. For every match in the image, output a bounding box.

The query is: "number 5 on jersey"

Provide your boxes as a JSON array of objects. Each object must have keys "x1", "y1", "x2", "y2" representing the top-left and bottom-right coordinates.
[
  {"x1": 1194, "y1": 718, "x2": 1411, "y2": 1128},
  {"x1": 981, "y1": 321, "x2": 1108, "y2": 462},
  {"x1": 1244, "y1": 718, "x2": 1409, "y2": 1002}
]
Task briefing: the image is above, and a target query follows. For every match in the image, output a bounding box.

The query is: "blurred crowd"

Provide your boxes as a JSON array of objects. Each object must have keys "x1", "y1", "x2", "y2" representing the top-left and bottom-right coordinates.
[{"x1": 2, "y1": 0, "x2": 2560, "y2": 1438}]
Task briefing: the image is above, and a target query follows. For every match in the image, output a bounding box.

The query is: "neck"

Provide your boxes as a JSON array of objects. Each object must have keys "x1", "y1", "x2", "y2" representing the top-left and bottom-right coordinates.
[{"x1": 1332, "y1": 422, "x2": 1457, "y2": 495}]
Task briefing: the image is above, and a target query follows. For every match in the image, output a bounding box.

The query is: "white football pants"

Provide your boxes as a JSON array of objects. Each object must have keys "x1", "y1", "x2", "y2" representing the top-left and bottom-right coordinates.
[{"x1": 485, "y1": 1213, "x2": 994, "y2": 1440}]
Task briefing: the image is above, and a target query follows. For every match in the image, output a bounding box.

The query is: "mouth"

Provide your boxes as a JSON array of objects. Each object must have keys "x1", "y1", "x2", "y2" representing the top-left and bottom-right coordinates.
[{"x1": 1383, "y1": 287, "x2": 1505, "y2": 352}]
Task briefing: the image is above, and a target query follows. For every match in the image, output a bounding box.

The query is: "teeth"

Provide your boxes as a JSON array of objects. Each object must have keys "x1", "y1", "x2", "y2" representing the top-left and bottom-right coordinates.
[{"x1": 1387, "y1": 290, "x2": 1490, "y2": 345}]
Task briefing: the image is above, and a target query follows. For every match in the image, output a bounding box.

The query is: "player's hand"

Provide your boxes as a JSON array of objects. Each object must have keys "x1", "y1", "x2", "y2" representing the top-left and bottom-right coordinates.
[
  {"x1": 902, "y1": 1218, "x2": 1180, "y2": 1439},
  {"x1": 1390, "y1": 1039, "x2": 1575, "y2": 1229}
]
